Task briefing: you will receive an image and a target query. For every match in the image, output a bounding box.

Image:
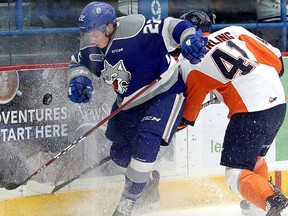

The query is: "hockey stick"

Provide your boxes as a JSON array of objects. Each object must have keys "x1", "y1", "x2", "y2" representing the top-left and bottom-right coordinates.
[
  {"x1": 27, "y1": 156, "x2": 112, "y2": 194},
  {"x1": 50, "y1": 155, "x2": 111, "y2": 193},
  {"x1": 49, "y1": 96, "x2": 219, "y2": 193},
  {"x1": 201, "y1": 96, "x2": 219, "y2": 109},
  {"x1": 176, "y1": 95, "x2": 219, "y2": 132},
  {"x1": 5, "y1": 58, "x2": 184, "y2": 191}
]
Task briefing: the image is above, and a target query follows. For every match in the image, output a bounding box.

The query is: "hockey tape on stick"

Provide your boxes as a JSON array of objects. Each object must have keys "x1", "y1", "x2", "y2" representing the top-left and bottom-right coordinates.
[{"x1": 5, "y1": 59, "x2": 184, "y2": 191}]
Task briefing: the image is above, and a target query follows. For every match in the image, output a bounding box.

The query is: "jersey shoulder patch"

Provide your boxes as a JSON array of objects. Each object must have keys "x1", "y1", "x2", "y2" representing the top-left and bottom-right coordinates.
[{"x1": 114, "y1": 14, "x2": 145, "y2": 39}]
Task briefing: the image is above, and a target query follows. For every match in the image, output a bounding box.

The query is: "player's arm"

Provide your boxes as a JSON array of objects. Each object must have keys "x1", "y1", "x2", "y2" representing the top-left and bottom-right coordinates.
[
  {"x1": 67, "y1": 49, "x2": 95, "y2": 104},
  {"x1": 179, "y1": 55, "x2": 222, "y2": 129},
  {"x1": 231, "y1": 26, "x2": 284, "y2": 76},
  {"x1": 67, "y1": 65, "x2": 94, "y2": 103},
  {"x1": 70, "y1": 46, "x2": 103, "y2": 77},
  {"x1": 182, "y1": 72, "x2": 209, "y2": 123},
  {"x1": 67, "y1": 45, "x2": 105, "y2": 103},
  {"x1": 278, "y1": 56, "x2": 284, "y2": 77},
  {"x1": 177, "y1": 80, "x2": 207, "y2": 131},
  {"x1": 162, "y1": 18, "x2": 208, "y2": 64}
]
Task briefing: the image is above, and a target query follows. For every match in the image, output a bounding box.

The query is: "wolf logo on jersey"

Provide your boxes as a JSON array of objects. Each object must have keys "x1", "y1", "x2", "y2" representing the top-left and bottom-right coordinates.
[{"x1": 101, "y1": 60, "x2": 131, "y2": 94}]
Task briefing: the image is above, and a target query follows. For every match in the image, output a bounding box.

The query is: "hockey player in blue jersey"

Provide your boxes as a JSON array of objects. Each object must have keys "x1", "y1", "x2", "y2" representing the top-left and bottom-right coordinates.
[{"x1": 67, "y1": 2, "x2": 207, "y2": 215}]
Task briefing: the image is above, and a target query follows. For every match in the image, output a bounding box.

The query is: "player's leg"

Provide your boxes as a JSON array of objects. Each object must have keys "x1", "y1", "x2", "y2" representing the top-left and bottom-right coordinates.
[
  {"x1": 257, "y1": 104, "x2": 288, "y2": 216},
  {"x1": 106, "y1": 103, "x2": 155, "y2": 216},
  {"x1": 239, "y1": 156, "x2": 269, "y2": 215},
  {"x1": 239, "y1": 132, "x2": 276, "y2": 215},
  {"x1": 253, "y1": 156, "x2": 269, "y2": 180},
  {"x1": 113, "y1": 92, "x2": 185, "y2": 216},
  {"x1": 221, "y1": 104, "x2": 286, "y2": 215},
  {"x1": 106, "y1": 99, "x2": 147, "y2": 168}
]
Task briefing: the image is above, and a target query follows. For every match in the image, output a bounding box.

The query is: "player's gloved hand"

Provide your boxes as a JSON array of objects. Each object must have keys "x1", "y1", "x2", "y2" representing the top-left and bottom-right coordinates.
[
  {"x1": 68, "y1": 76, "x2": 93, "y2": 103},
  {"x1": 176, "y1": 117, "x2": 195, "y2": 132},
  {"x1": 181, "y1": 29, "x2": 208, "y2": 64}
]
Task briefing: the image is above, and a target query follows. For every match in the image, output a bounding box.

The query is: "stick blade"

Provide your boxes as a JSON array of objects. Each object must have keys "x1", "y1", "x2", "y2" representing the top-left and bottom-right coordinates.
[
  {"x1": 5, "y1": 183, "x2": 21, "y2": 190},
  {"x1": 26, "y1": 180, "x2": 55, "y2": 194}
]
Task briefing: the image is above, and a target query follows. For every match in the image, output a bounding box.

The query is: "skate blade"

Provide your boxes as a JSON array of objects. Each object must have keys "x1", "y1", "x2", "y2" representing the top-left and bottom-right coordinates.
[
  {"x1": 280, "y1": 205, "x2": 288, "y2": 216},
  {"x1": 241, "y1": 207, "x2": 266, "y2": 216}
]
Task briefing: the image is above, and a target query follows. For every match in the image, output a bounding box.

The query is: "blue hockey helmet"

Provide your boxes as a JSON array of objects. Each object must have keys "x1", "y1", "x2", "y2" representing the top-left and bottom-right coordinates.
[
  {"x1": 180, "y1": 10, "x2": 212, "y2": 33},
  {"x1": 78, "y1": 1, "x2": 116, "y2": 33}
]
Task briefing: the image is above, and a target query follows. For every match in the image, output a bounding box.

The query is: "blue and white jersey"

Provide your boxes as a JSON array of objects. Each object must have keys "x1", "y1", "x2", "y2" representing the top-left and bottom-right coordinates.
[{"x1": 70, "y1": 14, "x2": 194, "y2": 109}]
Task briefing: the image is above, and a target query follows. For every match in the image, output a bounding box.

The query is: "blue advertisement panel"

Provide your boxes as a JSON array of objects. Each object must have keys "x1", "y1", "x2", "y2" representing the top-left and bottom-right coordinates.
[{"x1": 138, "y1": 0, "x2": 168, "y2": 20}]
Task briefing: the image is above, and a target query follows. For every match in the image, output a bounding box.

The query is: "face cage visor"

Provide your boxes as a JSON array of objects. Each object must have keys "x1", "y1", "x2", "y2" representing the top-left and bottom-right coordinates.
[{"x1": 80, "y1": 24, "x2": 107, "y2": 49}]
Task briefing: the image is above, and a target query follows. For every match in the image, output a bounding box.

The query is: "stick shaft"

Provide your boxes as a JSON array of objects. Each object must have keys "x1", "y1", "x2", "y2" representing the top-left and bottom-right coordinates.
[
  {"x1": 201, "y1": 96, "x2": 219, "y2": 109},
  {"x1": 51, "y1": 156, "x2": 111, "y2": 193}
]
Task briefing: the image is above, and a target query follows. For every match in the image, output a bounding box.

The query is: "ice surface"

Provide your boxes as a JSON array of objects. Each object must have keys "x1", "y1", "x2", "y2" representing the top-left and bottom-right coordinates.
[{"x1": 144, "y1": 204, "x2": 244, "y2": 216}]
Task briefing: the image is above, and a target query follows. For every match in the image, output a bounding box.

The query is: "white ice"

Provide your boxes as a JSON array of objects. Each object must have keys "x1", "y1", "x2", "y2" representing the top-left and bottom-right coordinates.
[{"x1": 143, "y1": 204, "x2": 244, "y2": 216}]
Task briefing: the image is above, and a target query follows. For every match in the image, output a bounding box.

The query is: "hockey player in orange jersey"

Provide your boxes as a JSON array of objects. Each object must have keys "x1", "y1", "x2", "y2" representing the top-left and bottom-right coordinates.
[{"x1": 179, "y1": 10, "x2": 287, "y2": 216}]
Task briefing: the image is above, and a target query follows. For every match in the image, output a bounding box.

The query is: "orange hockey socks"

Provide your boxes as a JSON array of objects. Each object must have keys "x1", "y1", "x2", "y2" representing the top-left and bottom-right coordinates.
[
  {"x1": 239, "y1": 169, "x2": 275, "y2": 210},
  {"x1": 253, "y1": 157, "x2": 269, "y2": 180}
]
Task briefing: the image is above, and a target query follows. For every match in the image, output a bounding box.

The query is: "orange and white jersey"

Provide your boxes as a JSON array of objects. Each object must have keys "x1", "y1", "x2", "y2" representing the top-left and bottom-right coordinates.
[{"x1": 180, "y1": 25, "x2": 285, "y2": 122}]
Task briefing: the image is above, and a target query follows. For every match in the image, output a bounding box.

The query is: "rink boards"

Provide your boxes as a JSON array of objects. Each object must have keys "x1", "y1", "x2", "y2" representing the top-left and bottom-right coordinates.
[
  {"x1": 0, "y1": 175, "x2": 246, "y2": 216},
  {"x1": 1, "y1": 168, "x2": 288, "y2": 216}
]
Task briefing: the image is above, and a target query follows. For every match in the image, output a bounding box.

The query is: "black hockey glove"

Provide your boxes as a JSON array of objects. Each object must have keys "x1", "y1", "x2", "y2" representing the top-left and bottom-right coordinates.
[{"x1": 177, "y1": 117, "x2": 195, "y2": 132}]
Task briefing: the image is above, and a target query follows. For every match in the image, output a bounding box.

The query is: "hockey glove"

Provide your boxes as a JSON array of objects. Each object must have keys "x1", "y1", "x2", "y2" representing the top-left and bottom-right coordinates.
[
  {"x1": 181, "y1": 29, "x2": 208, "y2": 64},
  {"x1": 68, "y1": 76, "x2": 93, "y2": 103},
  {"x1": 177, "y1": 117, "x2": 195, "y2": 132}
]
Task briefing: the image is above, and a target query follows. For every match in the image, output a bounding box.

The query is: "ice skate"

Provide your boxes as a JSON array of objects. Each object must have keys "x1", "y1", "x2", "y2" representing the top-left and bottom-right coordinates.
[
  {"x1": 240, "y1": 199, "x2": 265, "y2": 216},
  {"x1": 266, "y1": 192, "x2": 288, "y2": 216},
  {"x1": 133, "y1": 170, "x2": 160, "y2": 215},
  {"x1": 113, "y1": 196, "x2": 136, "y2": 216}
]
